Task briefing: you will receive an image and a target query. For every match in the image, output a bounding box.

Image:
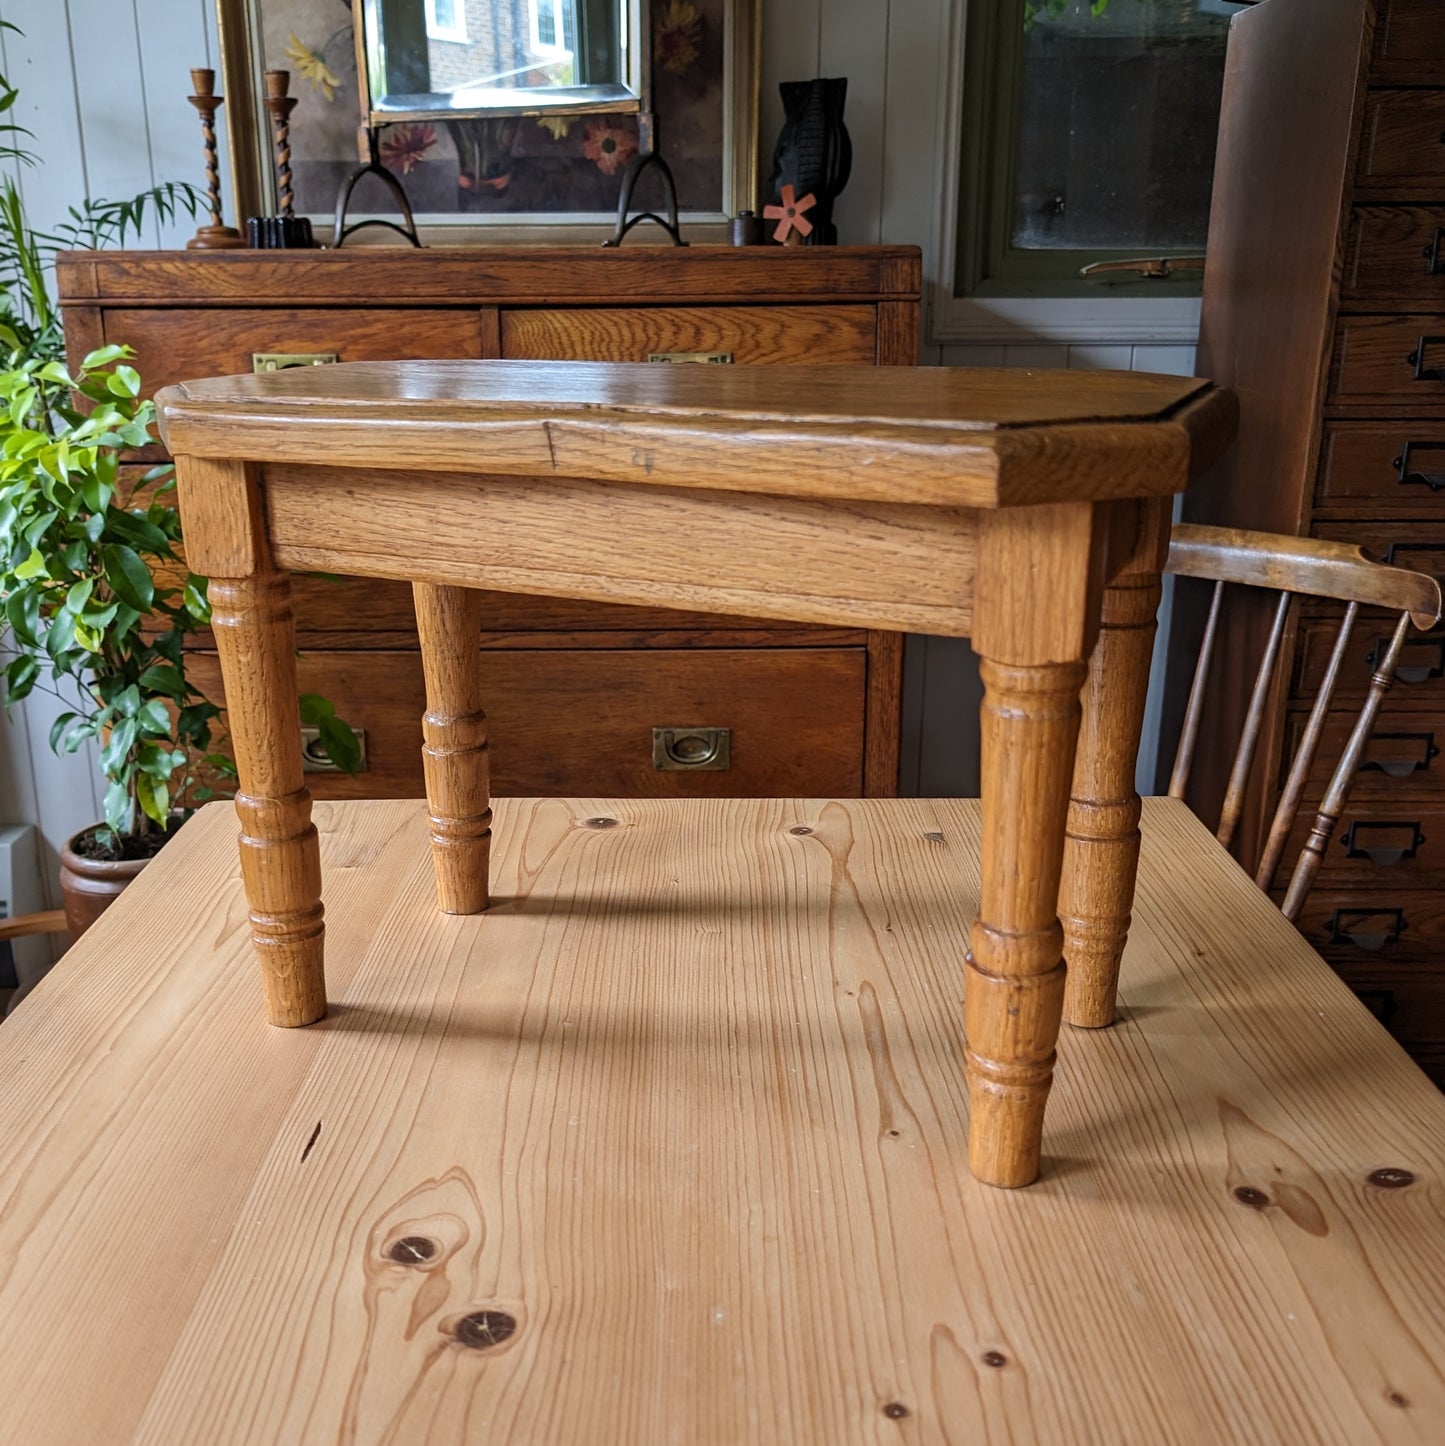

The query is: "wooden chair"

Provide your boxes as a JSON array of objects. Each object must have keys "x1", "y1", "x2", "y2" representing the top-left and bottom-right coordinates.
[
  {"x1": 0, "y1": 910, "x2": 67, "y2": 1013},
  {"x1": 1164, "y1": 523, "x2": 1442, "y2": 921}
]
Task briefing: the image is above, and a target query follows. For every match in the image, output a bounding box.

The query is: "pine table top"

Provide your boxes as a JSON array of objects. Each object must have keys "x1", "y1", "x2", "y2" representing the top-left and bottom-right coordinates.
[{"x1": 0, "y1": 797, "x2": 1439, "y2": 1443}]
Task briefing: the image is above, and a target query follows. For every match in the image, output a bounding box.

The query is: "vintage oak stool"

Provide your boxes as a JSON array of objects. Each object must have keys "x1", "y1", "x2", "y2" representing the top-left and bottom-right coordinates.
[{"x1": 158, "y1": 360, "x2": 1236, "y2": 1189}]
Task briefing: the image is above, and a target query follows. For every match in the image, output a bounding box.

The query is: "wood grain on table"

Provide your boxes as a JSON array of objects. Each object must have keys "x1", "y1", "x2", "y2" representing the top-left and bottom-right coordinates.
[{"x1": 0, "y1": 798, "x2": 1440, "y2": 1444}]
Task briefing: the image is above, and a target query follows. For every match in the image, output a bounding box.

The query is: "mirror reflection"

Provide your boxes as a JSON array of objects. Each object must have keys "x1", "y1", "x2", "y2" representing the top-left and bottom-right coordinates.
[{"x1": 362, "y1": 0, "x2": 639, "y2": 118}]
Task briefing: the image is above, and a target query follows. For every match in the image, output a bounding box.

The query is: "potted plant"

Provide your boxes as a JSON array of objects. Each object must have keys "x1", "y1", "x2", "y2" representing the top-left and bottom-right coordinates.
[{"x1": 0, "y1": 53, "x2": 358, "y2": 937}]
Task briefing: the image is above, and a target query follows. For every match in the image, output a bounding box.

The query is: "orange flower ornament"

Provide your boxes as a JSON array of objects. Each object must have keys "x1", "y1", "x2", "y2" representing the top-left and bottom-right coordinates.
[{"x1": 763, "y1": 185, "x2": 816, "y2": 244}]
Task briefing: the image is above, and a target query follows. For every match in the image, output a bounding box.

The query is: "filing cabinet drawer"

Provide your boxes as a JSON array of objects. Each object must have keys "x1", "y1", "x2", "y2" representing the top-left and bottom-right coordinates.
[
  {"x1": 1278, "y1": 806, "x2": 1445, "y2": 890},
  {"x1": 1315, "y1": 422, "x2": 1445, "y2": 513},
  {"x1": 1344, "y1": 207, "x2": 1445, "y2": 303},
  {"x1": 1371, "y1": 0, "x2": 1445, "y2": 85},
  {"x1": 1331, "y1": 316, "x2": 1445, "y2": 410},
  {"x1": 186, "y1": 646, "x2": 869, "y2": 799},
  {"x1": 1356, "y1": 96, "x2": 1445, "y2": 193},
  {"x1": 501, "y1": 305, "x2": 879, "y2": 364},
  {"x1": 1282, "y1": 709, "x2": 1445, "y2": 804},
  {"x1": 1294, "y1": 614, "x2": 1444, "y2": 708}
]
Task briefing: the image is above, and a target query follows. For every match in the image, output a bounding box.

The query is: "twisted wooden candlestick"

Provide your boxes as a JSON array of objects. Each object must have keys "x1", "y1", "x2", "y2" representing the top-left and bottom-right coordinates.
[
  {"x1": 264, "y1": 70, "x2": 299, "y2": 220},
  {"x1": 186, "y1": 68, "x2": 244, "y2": 250}
]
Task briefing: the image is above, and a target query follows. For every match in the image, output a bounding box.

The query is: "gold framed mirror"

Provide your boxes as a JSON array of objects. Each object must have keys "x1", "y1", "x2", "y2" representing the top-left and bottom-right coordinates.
[{"x1": 215, "y1": 0, "x2": 759, "y2": 243}]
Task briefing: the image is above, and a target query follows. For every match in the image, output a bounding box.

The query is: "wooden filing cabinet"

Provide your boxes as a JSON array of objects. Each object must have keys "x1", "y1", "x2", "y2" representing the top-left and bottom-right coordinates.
[
  {"x1": 1181, "y1": 0, "x2": 1445, "y2": 1081},
  {"x1": 56, "y1": 246, "x2": 921, "y2": 801}
]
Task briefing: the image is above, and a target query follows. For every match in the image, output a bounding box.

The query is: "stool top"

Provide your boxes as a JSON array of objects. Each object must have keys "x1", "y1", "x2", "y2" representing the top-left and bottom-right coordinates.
[{"x1": 158, "y1": 360, "x2": 1236, "y2": 509}]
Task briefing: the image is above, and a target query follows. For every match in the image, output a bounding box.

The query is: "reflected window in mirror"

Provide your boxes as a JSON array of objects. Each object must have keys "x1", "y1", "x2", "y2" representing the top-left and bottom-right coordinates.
[
  {"x1": 362, "y1": 0, "x2": 635, "y2": 116},
  {"x1": 424, "y1": 0, "x2": 467, "y2": 43}
]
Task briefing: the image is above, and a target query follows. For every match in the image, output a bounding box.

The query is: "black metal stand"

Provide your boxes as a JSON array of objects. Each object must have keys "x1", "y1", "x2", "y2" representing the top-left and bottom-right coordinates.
[
  {"x1": 602, "y1": 150, "x2": 687, "y2": 248},
  {"x1": 332, "y1": 128, "x2": 421, "y2": 248}
]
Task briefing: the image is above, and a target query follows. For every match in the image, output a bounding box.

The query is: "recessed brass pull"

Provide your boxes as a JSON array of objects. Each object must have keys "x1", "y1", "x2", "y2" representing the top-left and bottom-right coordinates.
[
  {"x1": 652, "y1": 726, "x2": 731, "y2": 771},
  {"x1": 253, "y1": 352, "x2": 340, "y2": 372},
  {"x1": 300, "y1": 724, "x2": 367, "y2": 772},
  {"x1": 647, "y1": 351, "x2": 734, "y2": 364}
]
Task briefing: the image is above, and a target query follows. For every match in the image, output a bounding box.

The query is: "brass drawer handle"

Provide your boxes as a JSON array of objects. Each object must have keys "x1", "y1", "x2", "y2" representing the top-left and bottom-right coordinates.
[
  {"x1": 253, "y1": 352, "x2": 340, "y2": 372},
  {"x1": 1340, "y1": 820, "x2": 1425, "y2": 866},
  {"x1": 300, "y1": 724, "x2": 367, "y2": 772},
  {"x1": 652, "y1": 726, "x2": 731, "y2": 771},
  {"x1": 1393, "y1": 441, "x2": 1445, "y2": 491},
  {"x1": 1327, "y1": 907, "x2": 1407, "y2": 952},
  {"x1": 647, "y1": 351, "x2": 734, "y2": 364}
]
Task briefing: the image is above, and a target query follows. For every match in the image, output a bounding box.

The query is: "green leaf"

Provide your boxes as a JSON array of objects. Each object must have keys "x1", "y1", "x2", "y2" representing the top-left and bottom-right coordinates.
[
  {"x1": 105, "y1": 365, "x2": 141, "y2": 398},
  {"x1": 103, "y1": 779, "x2": 129, "y2": 834},
  {"x1": 137, "y1": 663, "x2": 187, "y2": 700},
  {"x1": 48, "y1": 710, "x2": 79, "y2": 751},
  {"x1": 99, "y1": 714, "x2": 137, "y2": 775},
  {"x1": 108, "y1": 509, "x2": 170, "y2": 554},
  {"x1": 182, "y1": 576, "x2": 210, "y2": 622},
  {"x1": 100, "y1": 542, "x2": 154, "y2": 612},
  {"x1": 315, "y1": 714, "x2": 362, "y2": 776},
  {"x1": 135, "y1": 697, "x2": 171, "y2": 736},
  {"x1": 111, "y1": 683, "x2": 141, "y2": 718},
  {"x1": 3, "y1": 653, "x2": 37, "y2": 704},
  {"x1": 13, "y1": 545, "x2": 46, "y2": 580},
  {"x1": 81, "y1": 344, "x2": 127, "y2": 370},
  {"x1": 298, "y1": 693, "x2": 336, "y2": 726},
  {"x1": 5, "y1": 586, "x2": 40, "y2": 647}
]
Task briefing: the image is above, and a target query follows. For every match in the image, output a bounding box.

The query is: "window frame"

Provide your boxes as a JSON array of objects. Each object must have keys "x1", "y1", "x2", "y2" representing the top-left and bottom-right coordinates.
[
  {"x1": 928, "y1": 0, "x2": 1207, "y2": 345},
  {"x1": 529, "y1": 0, "x2": 571, "y2": 56},
  {"x1": 424, "y1": 0, "x2": 469, "y2": 45}
]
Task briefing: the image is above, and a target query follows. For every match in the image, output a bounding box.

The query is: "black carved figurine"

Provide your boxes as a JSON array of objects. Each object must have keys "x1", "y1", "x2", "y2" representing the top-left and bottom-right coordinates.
[{"x1": 767, "y1": 79, "x2": 852, "y2": 246}]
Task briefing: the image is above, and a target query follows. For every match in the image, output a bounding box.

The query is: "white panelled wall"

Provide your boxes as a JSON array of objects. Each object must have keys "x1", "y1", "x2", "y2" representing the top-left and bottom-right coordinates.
[{"x1": 0, "y1": 0, "x2": 1196, "y2": 902}]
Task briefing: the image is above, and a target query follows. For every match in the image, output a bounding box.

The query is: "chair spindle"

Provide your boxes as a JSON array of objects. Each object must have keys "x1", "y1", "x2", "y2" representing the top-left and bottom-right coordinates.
[
  {"x1": 1216, "y1": 589, "x2": 1292, "y2": 849},
  {"x1": 1168, "y1": 578, "x2": 1225, "y2": 800},
  {"x1": 1280, "y1": 610, "x2": 1414, "y2": 921},
  {"x1": 1255, "y1": 601, "x2": 1359, "y2": 890}
]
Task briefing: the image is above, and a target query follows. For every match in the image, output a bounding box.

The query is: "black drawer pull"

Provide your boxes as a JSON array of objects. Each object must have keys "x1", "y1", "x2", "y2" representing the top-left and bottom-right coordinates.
[
  {"x1": 1408, "y1": 336, "x2": 1445, "y2": 383},
  {"x1": 1327, "y1": 907, "x2": 1407, "y2": 952},
  {"x1": 1393, "y1": 441, "x2": 1445, "y2": 491},
  {"x1": 1365, "y1": 635, "x2": 1445, "y2": 683},
  {"x1": 1428, "y1": 228, "x2": 1445, "y2": 277},
  {"x1": 1361, "y1": 731, "x2": 1440, "y2": 778},
  {"x1": 1341, "y1": 820, "x2": 1425, "y2": 866}
]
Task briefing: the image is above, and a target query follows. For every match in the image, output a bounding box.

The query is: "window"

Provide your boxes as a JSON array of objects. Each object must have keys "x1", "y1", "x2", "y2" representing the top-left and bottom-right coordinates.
[
  {"x1": 425, "y1": 0, "x2": 468, "y2": 44},
  {"x1": 956, "y1": 0, "x2": 1249, "y2": 297},
  {"x1": 530, "y1": 0, "x2": 578, "y2": 57}
]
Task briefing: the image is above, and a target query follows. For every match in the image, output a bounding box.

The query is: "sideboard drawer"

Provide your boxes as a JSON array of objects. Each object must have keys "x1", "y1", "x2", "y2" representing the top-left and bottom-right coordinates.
[
  {"x1": 1294, "y1": 615, "x2": 1445, "y2": 708},
  {"x1": 501, "y1": 305, "x2": 878, "y2": 365},
  {"x1": 187, "y1": 646, "x2": 869, "y2": 799},
  {"x1": 1278, "y1": 806, "x2": 1445, "y2": 891},
  {"x1": 1282, "y1": 708, "x2": 1445, "y2": 805},
  {"x1": 105, "y1": 307, "x2": 485, "y2": 400}
]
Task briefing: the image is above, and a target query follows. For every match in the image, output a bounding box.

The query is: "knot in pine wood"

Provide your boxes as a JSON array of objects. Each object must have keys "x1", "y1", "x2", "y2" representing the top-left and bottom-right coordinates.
[
  {"x1": 453, "y1": 1309, "x2": 517, "y2": 1350},
  {"x1": 1367, "y1": 1167, "x2": 1415, "y2": 1189}
]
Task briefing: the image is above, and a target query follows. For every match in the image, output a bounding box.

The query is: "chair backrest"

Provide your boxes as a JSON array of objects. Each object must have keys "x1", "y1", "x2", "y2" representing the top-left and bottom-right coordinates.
[{"x1": 1165, "y1": 524, "x2": 1442, "y2": 921}]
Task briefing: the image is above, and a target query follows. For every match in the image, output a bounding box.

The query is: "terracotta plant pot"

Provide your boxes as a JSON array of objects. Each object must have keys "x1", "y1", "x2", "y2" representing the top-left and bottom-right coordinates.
[{"x1": 58, "y1": 829, "x2": 153, "y2": 940}]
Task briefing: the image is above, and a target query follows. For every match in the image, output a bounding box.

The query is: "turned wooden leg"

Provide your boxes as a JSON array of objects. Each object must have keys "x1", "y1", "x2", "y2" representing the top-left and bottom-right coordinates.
[
  {"x1": 414, "y1": 583, "x2": 491, "y2": 913},
  {"x1": 967, "y1": 502, "x2": 1106, "y2": 1188},
  {"x1": 209, "y1": 573, "x2": 325, "y2": 1027},
  {"x1": 967, "y1": 658, "x2": 1086, "y2": 1187},
  {"x1": 1060, "y1": 500, "x2": 1170, "y2": 1029}
]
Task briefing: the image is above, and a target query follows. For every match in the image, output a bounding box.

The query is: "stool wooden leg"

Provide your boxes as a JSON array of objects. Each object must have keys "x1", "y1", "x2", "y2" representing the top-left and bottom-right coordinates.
[
  {"x1": 968, "y1": 502, "x2": 1106, "y2": 1187},
  {"x1": 1060, "y1": 499, "x2": 1169, "y2": 1029},
  {"x1": 209, "y1": 574, "x2": 325, "y2": 1027},
  {"x1": 967, "y1": 658, "x2": 1086, "y2": 1187},
  {"x1": 414, "y1": 583, "x2": 491, "y2": 913}
]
